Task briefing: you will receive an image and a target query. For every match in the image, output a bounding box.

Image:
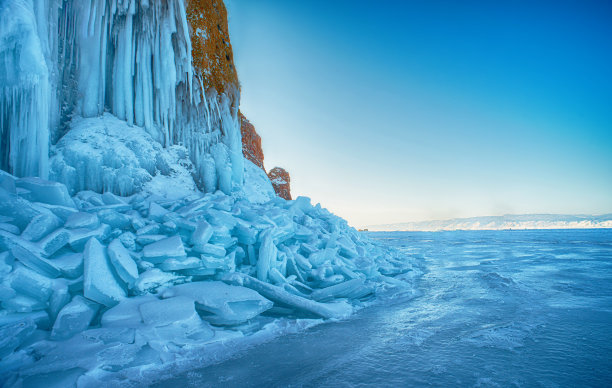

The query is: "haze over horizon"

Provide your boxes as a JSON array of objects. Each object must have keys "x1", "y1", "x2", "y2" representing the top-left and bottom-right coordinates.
[{"x1": 226, "y1": 0, "x2": 612, "y2": 228}]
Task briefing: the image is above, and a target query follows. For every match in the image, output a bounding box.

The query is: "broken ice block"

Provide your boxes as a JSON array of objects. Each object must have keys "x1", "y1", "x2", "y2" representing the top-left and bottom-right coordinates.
[
  {"x1": 0, "y1": 189, "x2": 47, "y2": 231},
  {"x1": 179, "y1": 267, "x2": 216, "y2": 276},
  {"x1": 148, "y1": 202, "x2": 168, "y2": 222},
  {"x1": 234, "y1": 223, "x2": 258, "y2": 245},
  {"x1": 49, "y1": 252, "x2": 82, "y2": 280},
  {"x1": 0, "y1": 251, "x2": 14, "y2": 275},
  {"x1": 0, "y1": 311, "x2": 50, "y2": 330},
  {"x1": 190, "y1": 220, "x2": 213, "y2": 245},
  {"x1": 0, "y1": 283, "x2": 16, "y2": 302},
  {"x1": 158, "y1": 256, "x2": 202, "y2": 271},
  {"x1": 161, "y1": 221, "x2": 177, "y2": 234},
  {"x1": 38, "y1": 228, "x2": 70, "y2": 257},
  {"x1": 257, "y1": 231, "x2": 277, "y2": 282},
  {"x1": 136, "y1": 223, "x2": 160, "y2": 236},
  {"x1": 9, "y1": 263, "x2": 54, "y2": 301},
  {"x1": 64, "y1": 212, "x2": 99, "y2": 229},
  {"x1": 136, "y1": 235, "x2": 166, "y2": 246},
  {"x1": 68, "y1": 224, "x2": 111, "y2": 251},
  {"x1": 83, "y1": 238, "x2": 126, "y2": 307},
  {"x1": 21, "y1": 213, "x2": 62, "y2": 242},
  {"x1": 0, "y1": 222, "x2": 19, "y2": 235},
  {"x1": 51, "y1": 296, "x2": 100, "y2": 340},
  {"x1": 209, "y1": 226, "x2": 236, "y2": 249},
  {"x1": 291, "y1": 196, "x2": 313, "y2": 214},
  {"x1": 16, "y1": 177, "x2": 75, "y2": 208},
  {"x1": 293, "y1": 224, "x2": 314, "y2": 241},
  {"x1": 0, "y1": 319, "x2": 36, "y2": 358},
  {"x1": 49, "y1": 280, "x2": 71, "y2": 321},
  {"x1": 36, "y1": 203, "x2": 79, "y2": 222},
  {"x1": 142, "y1": 235, "x2": 186, "y2": 264},
  {"x1": 101, "y1": 192, "x2": 125, "y2": 205},
  {"x1": 227, "y1": 273, "x2": 353, "y2": 319},
  {"x1": 174, "y1": 218, "x2": 197, "y2": 232},
  {"x1": 101, "y1": 295, "x2": 157, "y2": 328},
  {"x1": 247, "y1": 244, "x2": 257, "y2": 266},
  {"x1": 7, "y1": 236, "x2": 61, "y2": 278},
  {"x1": 269, "y1": 268, "x2": 287, "y2": 285},
  {"x1": 97, "y1": 209, "x2": 131, "y2": 229},
  {"x1": 336, "y1": 235, "x2": 358, "y2": 258},
  {"x1": 162, "y1": 281, "x2": 273, "y2": 325},
  {"x1": 192, "y1": 242, "x2": 226, "y2": 258},
  {"x1": 108, "y1": 239, "x2": 138, "y2": 287},
  {"x1": 308, "y1": 247, "x2": 338, "y2": 267},
  {"x1": 2, "y1": 294, "x2": 47, "y2": 312},
  {"x1": 206, "y1": 209, "x2": 238, "y2": 228},
  {"x1": 133, "y1": 268, "x2": 184, "y2": 295},
  {"x1": 310, "y1": 278, "x2": 372, "y2": 302},
  {"x1": 139, "y1": 296, "x2": 200, "y2": 327}
]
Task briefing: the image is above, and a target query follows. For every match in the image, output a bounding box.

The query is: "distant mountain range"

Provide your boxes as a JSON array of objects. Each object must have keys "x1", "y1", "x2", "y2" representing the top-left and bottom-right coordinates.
[{"x1": 367, "y1": 214, "x2": 612, "y2": 231}]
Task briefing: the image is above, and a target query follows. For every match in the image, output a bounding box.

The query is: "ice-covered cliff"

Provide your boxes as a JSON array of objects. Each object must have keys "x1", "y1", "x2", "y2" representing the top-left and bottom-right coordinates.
[
  {"x1": 0, "y1": 1, "x2": 418, "y2": 385},
  {"x1": 1, "y1": 0, "x2": 243, "y2": 196}
]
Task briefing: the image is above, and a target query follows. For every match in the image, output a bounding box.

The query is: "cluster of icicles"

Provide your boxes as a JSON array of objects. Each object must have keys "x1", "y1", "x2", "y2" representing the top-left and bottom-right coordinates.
[{"x1": 0, "y1": 0, "x2": 243, "y2": 193}]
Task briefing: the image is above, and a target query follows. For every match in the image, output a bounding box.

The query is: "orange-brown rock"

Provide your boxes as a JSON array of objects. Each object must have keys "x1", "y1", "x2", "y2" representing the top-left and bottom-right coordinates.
[
  {"x1": 186, "y1": 0, "x2": 239, "y2": 95},
  {"x1": 239, "y1": 112, "x2": 265, "y2": 170},
  {"x1": 268, "y1": 167, "x2": 292, "y2": 200}
]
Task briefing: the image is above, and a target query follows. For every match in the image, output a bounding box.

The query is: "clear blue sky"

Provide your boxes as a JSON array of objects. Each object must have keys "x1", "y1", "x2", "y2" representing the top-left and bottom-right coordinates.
[{"x1": 225, "y1": 0, "x2": 612, "y2": 228}]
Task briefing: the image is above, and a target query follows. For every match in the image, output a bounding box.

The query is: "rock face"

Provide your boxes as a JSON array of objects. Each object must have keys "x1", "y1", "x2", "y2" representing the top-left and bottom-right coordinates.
[
  {"x1": 239, "y1": 113, "x2": 265, "y2": 170},
  {"x1": 239, "y1": 113, "x2": 292, "y2": 200},
  {"x1": 268, "y1": 167, "x2": 292, "y2": 200},
  {"x1": 187, "y1": 0, "x2": 239, "y2": 96}
]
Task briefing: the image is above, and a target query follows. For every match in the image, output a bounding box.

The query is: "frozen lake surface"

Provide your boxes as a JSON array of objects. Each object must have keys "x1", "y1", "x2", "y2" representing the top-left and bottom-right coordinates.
[{"x1": 155, "y1": 229, "x2": 612, "y2": 387}]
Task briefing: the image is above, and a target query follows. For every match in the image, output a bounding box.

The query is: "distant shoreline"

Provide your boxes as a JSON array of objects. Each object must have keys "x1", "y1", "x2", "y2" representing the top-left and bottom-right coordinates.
[
  {"x1": 364, "y1": 213, "x2": 612, "y2": 232},
  {"x1": 365, "y1": 228, "x2": 612, "y2": 233}
]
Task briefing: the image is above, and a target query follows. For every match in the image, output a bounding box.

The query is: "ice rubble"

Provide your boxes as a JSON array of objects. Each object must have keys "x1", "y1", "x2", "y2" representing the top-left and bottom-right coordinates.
[
  {"x1": 1, "y1": 0, "x2": 243, "y2": 194},
  {"x1": 0, "y1": 172, "x2": 417, "y2": 385}
]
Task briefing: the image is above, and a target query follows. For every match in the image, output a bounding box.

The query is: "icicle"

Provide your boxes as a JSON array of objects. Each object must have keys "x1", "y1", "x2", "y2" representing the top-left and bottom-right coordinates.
[
  {"x1": 0, "y1": 0, "x2": 50, "y2": 178},
  {"x1": 1, "y1": 0, "x2": 246, "y2": 195}
]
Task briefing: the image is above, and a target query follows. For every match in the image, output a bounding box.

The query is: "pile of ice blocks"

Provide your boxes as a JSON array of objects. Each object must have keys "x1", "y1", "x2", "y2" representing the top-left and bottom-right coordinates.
[{"x1": 0, "y1": 170, "x2": 416, "y2": 385}]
